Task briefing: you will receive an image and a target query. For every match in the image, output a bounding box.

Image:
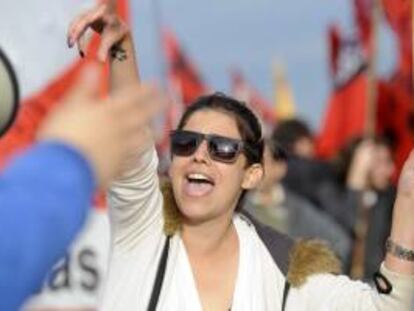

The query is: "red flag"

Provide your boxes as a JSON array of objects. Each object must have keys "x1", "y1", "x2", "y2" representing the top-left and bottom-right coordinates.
[
  {"x1": 0, "y1": 43, "x2": 107, "y2": 168},
  {"x1": 230, "y1": 68, "x2": 276, "y2": 128},
  {"x1": 328, "y1": 24, "x2": 342, "y2": 77},
  {"x1": 316, "y1": 21, "x2": 372, "y2": 159},
  {"x1": 353, "y1": 0, "x2": 373, "y2": 55},
  {"x1": 316, "y1": 73, "x2": 406, "y2": 161},
  {"x1": 380, "y1": 0, "x2": 413, "y2": 173},
  {"x1": 382, "y1": 0, "x2": 412, "y2": 91},
  {"x1": 0, "y1": 0, "x2": 129, "y2": 166},
  {"x1": 0, "y1": 0, "x2": 130, "y2": 208},
  {"x1": 162, "y1": 29, "x2": 207, "y2": 106},
  {"x1": 316, "y1": 74, "x2": 367, "y2": 158}
]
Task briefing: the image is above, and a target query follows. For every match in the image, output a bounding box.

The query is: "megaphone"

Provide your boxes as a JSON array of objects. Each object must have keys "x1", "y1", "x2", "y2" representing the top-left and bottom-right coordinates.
[{"x1": 0, "y1": 47, "x2": 19, "y2": 137}]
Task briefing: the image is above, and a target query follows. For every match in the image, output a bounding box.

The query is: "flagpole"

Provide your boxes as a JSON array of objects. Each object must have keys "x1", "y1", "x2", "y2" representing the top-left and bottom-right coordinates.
[
  {"x1": 364, "y1": 0, "x2": 380, "y2": 137},
  {"x1": 350, "y1": 0, "x2": 381, "y2": 280}
]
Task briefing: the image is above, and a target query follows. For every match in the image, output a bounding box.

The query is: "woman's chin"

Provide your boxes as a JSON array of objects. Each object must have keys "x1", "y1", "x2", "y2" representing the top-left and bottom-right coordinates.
[{"x1": 178, "y1": 203, "x2": 213, "y2": 225}]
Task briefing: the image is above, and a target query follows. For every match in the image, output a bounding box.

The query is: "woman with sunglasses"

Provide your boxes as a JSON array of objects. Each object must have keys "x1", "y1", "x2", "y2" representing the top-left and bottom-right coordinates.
[{"x1": 68, "y1": 3, "x2": 414, "y2": 310}]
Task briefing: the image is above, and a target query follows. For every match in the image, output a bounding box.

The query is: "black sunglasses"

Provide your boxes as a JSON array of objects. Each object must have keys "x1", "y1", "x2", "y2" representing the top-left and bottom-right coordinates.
[{"x1": 170, "y1": 130, "x2": 245, "y2": 163}]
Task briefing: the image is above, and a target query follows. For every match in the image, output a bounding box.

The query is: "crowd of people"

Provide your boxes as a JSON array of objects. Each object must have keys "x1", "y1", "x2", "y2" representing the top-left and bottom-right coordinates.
[
  {"x1": 1, "y1": 2, "x2": 414, "y2": 310},
  {"x1": 262, "y1": 119, "x2": 396, "y2": 280}
]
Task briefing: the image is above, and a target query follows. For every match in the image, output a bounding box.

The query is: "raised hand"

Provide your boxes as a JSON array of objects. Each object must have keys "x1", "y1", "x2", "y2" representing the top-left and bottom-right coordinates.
[
  {"x1": 67, "y1": 3, "x2": 129, "y2": 62},
  {"x1": 38, "y1": 64, "x2": 166, "y2": 188},
  {"x1": 347, "y1": 139, "x2": 375, "y2": 190}
]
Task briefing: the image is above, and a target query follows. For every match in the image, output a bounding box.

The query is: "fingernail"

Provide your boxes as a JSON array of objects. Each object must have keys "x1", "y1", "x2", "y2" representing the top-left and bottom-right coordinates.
[
  {"x1": 79, "y1": 50, "x2": 85, "y2": 58},
  {"x1": 67, "y1": 37, "x2": 73, "y2": 48}
]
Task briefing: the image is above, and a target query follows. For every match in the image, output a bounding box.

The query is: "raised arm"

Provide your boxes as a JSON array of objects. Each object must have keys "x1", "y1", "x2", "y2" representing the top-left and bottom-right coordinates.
[
  {"x1": 385, "y1": 150, "x2": 414, "y2": 275},
  {"x1": 67, "y1": 1, "x2": 139, "y2": 92},
  {"x1": 67, "y1": 3, "x2": 166, "y2": 250}
]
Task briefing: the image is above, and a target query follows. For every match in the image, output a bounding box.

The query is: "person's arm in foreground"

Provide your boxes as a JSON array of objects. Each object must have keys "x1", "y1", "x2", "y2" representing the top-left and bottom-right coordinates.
[
  {"x1": 0, "y1": 142, "x2": 95, "y2": 311},
  {"x1": 0, "y1": 65, "x2": 164, "y2": 310},
  {"x1": 381, "y1": 148, "x2": 414, "y2": 308}
]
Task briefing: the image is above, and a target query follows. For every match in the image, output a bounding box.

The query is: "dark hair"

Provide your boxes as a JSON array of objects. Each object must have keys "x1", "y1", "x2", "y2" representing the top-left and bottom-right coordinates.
[
  {"x1": 266, "y1": 139, "x2": 288, "y2": 162},
  {"x1": 177, "y1": 92, "x2": 264, "y2": 166},
  {"x1": 270, "y1": 119, "x2": 313, "y2": 154}
]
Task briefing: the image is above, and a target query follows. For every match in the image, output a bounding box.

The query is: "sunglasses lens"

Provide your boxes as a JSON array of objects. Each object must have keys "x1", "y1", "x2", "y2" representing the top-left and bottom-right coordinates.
[
  {"x1": 170, "y1": 131, "x2": 200, "y2": 156},
  {"x1": 170, "y1": 131, "x2": 243, "y2": 163},
  {"x1": 209, "y1": 136, "x2": 240, "y2": 163}
]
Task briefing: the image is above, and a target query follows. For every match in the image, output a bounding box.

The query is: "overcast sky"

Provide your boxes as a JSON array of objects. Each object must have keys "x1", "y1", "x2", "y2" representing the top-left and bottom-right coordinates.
[{"x1": 130, "y1": 0, "x2": 397, "y2": 129}]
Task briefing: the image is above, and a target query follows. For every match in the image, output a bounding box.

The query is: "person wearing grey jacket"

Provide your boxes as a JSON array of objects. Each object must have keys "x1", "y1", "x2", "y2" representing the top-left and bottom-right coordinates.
[{"x1": 243, "y1": 143, "x2": 351, "y2": 263}]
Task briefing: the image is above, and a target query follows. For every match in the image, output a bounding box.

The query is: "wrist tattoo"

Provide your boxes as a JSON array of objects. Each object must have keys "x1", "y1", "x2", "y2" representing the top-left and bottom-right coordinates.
[
  {"x1": 386, "y1": 238, "x2": 414, "y2": 261},
  {"x1": 110, "y1": 44, "x2": 127, "y2": 61}
]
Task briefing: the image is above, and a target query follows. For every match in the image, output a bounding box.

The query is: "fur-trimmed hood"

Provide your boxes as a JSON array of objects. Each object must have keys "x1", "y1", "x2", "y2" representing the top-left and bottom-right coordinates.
[{"x1": 287, "y1": 239, "x2": 341, "y2": 287}]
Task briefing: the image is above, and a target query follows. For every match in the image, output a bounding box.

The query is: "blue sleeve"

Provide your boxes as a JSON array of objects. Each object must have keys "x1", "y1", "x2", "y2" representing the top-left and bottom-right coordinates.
[{"x1": 0, "y1": 141, "x2": 96, "y2": 311}]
